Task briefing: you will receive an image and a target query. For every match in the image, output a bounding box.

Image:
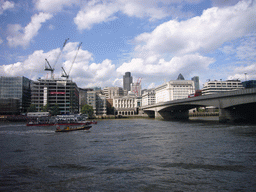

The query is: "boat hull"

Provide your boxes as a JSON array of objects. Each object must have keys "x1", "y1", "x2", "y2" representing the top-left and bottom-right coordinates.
[
  {"x1": 27, "y1": 122, "x2": 88, "y2": 126},
  {"x1": 55, "y1": 125, "x2": 92, "y2": 132}
]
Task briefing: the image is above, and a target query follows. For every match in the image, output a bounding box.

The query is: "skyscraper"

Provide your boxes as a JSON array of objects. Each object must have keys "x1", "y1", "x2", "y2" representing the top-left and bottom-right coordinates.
[
  {"x1": 192, "y1": 76, "x2": 200, "y2": 90},
  {"x1": 123, "y1": 72, "x2": 133, "y2": 91}
]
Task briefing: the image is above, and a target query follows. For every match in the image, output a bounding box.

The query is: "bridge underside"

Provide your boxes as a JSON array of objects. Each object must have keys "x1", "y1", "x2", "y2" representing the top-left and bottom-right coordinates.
[
  {"x1": 143, "y1": 103, "x2": 256, "y2": 123},
  {"x1": 219, "y1": 103, "x2": 256, "y2": 123}
]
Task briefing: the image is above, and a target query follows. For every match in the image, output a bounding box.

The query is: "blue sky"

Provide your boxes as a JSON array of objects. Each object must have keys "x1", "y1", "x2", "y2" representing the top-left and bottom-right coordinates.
[{"x1": 0, "y1": 0, "x2": 255, "y2": 89}]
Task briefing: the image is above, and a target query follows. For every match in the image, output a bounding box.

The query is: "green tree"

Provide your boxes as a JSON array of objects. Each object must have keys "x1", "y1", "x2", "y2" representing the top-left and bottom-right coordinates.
[
  {"x1": 51, "y1": 104, "x2": 60, "y2": 116},
  {"x1": 81, "y1": 104, "x2": 94, "y2": 118},
  {"x1": 42, "y1": 103, "x2": 50, "y2": 112},
  {"x1": 27, "y1": 104, "x2": 37, "y2": 112}
]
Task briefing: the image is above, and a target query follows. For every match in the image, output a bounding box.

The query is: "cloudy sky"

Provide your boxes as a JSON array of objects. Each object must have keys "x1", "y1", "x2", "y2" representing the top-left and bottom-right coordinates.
[{"x1": 0, "y1": 0, "x2": 255, "y2": 89}]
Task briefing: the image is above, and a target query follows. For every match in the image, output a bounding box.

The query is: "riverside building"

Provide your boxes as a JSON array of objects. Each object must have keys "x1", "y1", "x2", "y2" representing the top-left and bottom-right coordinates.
[
  {"x1": 141, "y1": 89, "x2": 155, "y2": 106},
  {"x1": 202, "y1": 80, "x2": 243, "y2": 95},
  {"x1": 31, "y1": 78, "x2": 79, "y2": 114},
  {"x1": 0, "y1": 76, "x2": 31, "y2": 114},
  {"x1": 113, "y1": 95, "x2": 141, "y2": 116},
  {"x1": 87, "y1": 90, "x2": 107, "y2": 116},
  {"x1": 155, "y1": 74, "x2": 195, "y2": 103}
]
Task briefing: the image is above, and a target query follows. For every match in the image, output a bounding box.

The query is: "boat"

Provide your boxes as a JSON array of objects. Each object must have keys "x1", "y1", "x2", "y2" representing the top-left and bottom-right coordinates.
[
  {"x1": 26, "y1": 114, "x2": 91, "y2": 126},
  {"x1": 55, "y1": 124, "x2": 92, "y2": 132}
]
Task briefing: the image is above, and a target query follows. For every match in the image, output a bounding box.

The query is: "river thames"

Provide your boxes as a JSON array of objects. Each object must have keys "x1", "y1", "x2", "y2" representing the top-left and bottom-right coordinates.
[{"x1": 0, "y1": 119, "x2": 255, "y2": 191}]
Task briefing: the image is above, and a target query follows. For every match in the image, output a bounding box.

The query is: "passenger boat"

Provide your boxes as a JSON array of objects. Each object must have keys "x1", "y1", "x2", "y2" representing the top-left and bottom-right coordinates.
[
  {"x1": 55, "y1": 124, "x2": 92, "y2": 132},
  {"x1": 26, "y1": 114, "x2": 95, "y2": 126}
]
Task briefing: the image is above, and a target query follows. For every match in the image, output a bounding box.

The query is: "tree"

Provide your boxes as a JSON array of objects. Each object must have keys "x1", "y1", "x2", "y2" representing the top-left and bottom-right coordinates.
[
  {"x1": 81, "y1": 104, "x2": 94, "y2": 118},
  {"x1": 42, "y1": 103, "x2": 50, "y2": 112},
  {"x1": 51, "y1": 104, "x2": 60, "y2": 116},
  {"x1": 27, "y1": 104, "x2": 37, "y2": 112}
]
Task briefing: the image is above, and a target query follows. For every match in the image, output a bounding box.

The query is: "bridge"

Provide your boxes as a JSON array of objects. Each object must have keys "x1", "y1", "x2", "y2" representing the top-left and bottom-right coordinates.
[{"x1": 141, "y1": 88, "x2": 256, "y2": 123}]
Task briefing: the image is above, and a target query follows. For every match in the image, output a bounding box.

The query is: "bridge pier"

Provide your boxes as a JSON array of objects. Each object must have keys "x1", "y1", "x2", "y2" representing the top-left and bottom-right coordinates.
[
  {"x1": 219, "y1": 104, "x2": 256, "y2": 123},
  {"x1": 155, "y1": 110, "x2": 189, "y2": 120}
]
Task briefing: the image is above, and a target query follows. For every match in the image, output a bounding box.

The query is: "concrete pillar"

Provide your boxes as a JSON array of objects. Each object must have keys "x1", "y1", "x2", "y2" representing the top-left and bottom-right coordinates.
[
  {"x1": 156, "y1": 110, "x2": 189, "y2": 120},
  {"x1": 219, "y1": 106, "x2": 256, "y2": 123}
]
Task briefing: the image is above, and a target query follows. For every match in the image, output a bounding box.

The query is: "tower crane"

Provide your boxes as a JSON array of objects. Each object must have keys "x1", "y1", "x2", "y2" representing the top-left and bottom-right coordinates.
[
  {"x1": 45, "y1": 38, "x2": 69, "y2": 79},
  {"x1": 133, "y1": 77, "x2": 142, "y2": 96},
  {"x1": 61, "y1": 42, "x2": 82, "y2": 79}
]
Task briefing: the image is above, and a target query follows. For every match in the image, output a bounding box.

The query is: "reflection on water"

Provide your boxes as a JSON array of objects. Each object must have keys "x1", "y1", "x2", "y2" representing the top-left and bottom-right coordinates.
[{"x1": 0, "y1": 119, "x2": 255, "y2": 191}]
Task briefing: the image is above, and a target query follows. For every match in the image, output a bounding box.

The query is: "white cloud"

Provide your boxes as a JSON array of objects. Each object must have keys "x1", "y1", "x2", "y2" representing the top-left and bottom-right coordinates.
[
  {"x1": 74, "y1": 0, "x2": 198, "y2": 30},
  {"x1": 74, "y1": 1, "x2": 119, "y2": 30},
  {"x1": 134, "y1": 0, "x2": 256, "y2": 56},
  {"x1": 0, "y1": 1, "x2": 14, "y2": 14},
  {"x1": 7, "y1": 12, "x2": 53, "y2": 48},
  {"x1": 117, "y1": 54, "x2": 215, "y2": 80},
  {"x1": 228, "y1": 63, "x2": 256, "y2": 80},
  {"x1": 0, "y1": 37, "x2": 3, "y2": 44},
  {"x1": 35, "y1": 0, "x2": 79, "y2": 12},
  {"x1": 0, "y1": 42, "x2": 118, "y2": 88}
]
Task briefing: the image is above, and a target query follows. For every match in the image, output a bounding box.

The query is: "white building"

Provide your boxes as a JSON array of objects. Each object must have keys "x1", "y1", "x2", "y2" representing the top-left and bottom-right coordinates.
[
  {"x1": 141, "y1": 89, "x2": 155, "y2": 106},
  {"x1": 155, "y1": 77, "x2": 195, "y2": 103},
  {"x1": 202, "y1": 80, "x2": 243, "y2": 95},
  {"x1": 113, "y1": 96, "x2": 141, "y2": 116}
]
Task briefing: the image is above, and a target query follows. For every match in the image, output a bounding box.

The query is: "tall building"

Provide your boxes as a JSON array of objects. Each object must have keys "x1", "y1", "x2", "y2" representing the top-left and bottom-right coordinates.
[
  {"x1": 123, "y1": 72, "x2": 133, "y2": 91},
  {"x1": 202, "y1": 80, "x2": 243, "y2": 95},
  {"x1": 31, "y1": 78, "x2": 79, "y2": 114},
  {"x1": 0, "y1": 76, "x2": 31, "y2": 114},
  {"x1": 155, "y1": 74, "x2": 195, "y2": 103},
  {"x1": 192, "y1": 76, "x2": 199, "y2": 90}
]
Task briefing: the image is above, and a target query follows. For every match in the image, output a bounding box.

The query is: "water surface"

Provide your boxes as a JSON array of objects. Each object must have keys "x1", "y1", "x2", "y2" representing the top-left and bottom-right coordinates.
[{"x1": 0, "y1": 119, "x2": 255, "y2": 191}]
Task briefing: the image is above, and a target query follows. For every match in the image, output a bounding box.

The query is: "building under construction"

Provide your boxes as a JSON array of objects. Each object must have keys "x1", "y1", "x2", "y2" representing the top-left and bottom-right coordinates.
[{"x1": 31, "y1": 78, "x2": 79, "y2": 114}]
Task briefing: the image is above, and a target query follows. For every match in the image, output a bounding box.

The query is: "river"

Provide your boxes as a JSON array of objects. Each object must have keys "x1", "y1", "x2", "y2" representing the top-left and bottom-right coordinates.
[{"x1": 0, "y1": 119, "x2": 255, "y2": 191}]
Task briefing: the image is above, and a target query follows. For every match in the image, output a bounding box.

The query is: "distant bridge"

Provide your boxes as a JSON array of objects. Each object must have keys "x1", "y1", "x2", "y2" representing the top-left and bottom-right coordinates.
[{"x1": 141, "y1": 88, "x2": 256, "y2": 123}]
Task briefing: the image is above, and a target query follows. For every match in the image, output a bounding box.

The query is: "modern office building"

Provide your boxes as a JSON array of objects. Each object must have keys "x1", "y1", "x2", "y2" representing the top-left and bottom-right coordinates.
[
  {"x1": 113, "y1": 95, "x2": 141, "y2": 116},
  {"x1": 31, "y1": 78, "x2": 79, "y2": 114},
  {"x1": 87, "y1": 90, "x2": 107, "y2": 116},
  {"x1": 0, "y1": 76, "x2": 31, "y2": 114},
  {"x1": 141, "y1": 89, "x2": 155, "y2": 106},
  {"x1": 123, "y1": 72, "x2": 133, "y2": 91},
  {"x1": 155, "y1": 74, "x2": 195, "y2": 103},
  {"x1": 202, "y1": 80, "x2": 243, "y2": 95},
  {"x1": 192, "y1": 76, "x2": 200, "y2": 90}
]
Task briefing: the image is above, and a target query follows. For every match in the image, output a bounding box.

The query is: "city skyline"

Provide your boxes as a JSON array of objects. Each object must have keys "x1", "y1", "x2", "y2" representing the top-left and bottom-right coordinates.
[{"x1": 0, "y1": 0, "x2": 255, "y2": 89}]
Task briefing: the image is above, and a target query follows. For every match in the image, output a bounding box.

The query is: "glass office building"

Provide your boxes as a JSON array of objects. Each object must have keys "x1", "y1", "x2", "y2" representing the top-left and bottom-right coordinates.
[{"x1": 0, "y1": 76, "x2": 31, "y2": 114}]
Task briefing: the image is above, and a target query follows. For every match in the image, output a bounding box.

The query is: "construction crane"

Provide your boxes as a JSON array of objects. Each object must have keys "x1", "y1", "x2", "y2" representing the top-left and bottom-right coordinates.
[
  {"x1": 133, "y1": 77, "x2": 142, "y2": 96},
  {"x1": 61, "y1": 42, "x2": 82, "y2": 79},
  {"x1": 45, "y1": 38, "x2": 69, "y2": 79}
]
